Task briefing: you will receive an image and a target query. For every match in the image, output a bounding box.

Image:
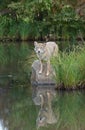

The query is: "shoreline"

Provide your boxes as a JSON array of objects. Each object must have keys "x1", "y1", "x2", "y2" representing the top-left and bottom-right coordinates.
[
  {"x1": 55, "y1": 83, "x2": 85, "y2": 91},
  {"x1": 0, "y1": 37, "x2": 84, "y2": 43}
]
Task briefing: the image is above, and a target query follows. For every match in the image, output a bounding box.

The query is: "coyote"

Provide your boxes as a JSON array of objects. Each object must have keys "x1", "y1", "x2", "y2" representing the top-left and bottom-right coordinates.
[{"x1": 34, "y1": 41, "x2": 58, "y2": 76}]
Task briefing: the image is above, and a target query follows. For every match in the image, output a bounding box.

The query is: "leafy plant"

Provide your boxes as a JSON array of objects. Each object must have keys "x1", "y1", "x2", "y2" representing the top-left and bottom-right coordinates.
[{"x1": 0, "y1": 0, "x2": 85, "y2": 40}]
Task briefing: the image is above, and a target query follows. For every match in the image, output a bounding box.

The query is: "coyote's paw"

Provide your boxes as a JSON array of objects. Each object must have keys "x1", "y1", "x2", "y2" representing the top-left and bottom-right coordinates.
[
  {"x1": 46, "y1": 71, "x2": 49, "y2": 76},
  {"x1": 39, "y1": 70, "x2": 42, "y2": 74}
]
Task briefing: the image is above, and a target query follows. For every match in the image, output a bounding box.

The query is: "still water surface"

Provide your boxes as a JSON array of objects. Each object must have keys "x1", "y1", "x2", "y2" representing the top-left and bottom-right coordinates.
[{"x1": 0, "y1": 85, "x2": 85, "y2": 130}]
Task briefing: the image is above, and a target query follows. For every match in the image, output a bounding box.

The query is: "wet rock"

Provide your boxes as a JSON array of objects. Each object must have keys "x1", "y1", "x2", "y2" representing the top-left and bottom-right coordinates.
[
  {"x1": 32, "y1": 85, "x2": 56, "y2": 106},
  {"x1": 31, "y1": 60, "x2": 56, "y2": 85}
]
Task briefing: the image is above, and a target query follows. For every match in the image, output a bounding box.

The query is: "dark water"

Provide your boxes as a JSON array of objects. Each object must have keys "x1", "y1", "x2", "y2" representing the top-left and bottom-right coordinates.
[
  {"x1": 0, "y1": 41, "x2": 85, "y2": 130},
  {"x1": 0, "y1": 85, "x2": 85, "y2": 130}
]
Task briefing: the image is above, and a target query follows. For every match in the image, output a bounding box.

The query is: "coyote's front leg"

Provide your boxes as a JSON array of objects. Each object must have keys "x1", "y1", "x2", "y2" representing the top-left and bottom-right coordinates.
[
  {"x1": 46, "y1": 60, "x2": 50, "y2": 76},
  {"x1": 39, "y1": 60, "x2": 43, "y2": 74}
]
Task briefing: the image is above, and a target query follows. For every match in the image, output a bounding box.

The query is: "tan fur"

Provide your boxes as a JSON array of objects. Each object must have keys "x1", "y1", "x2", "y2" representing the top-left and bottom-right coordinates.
[
  {"x1": 36, "y1": 92, "x2": 57, "y2": 128},
  {"x1": 34, "y1": 41, "x2": 58, "y2": 76}
]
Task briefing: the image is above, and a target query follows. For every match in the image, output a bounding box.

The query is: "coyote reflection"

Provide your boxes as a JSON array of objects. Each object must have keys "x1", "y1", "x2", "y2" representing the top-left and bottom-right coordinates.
[
  {"x1": 34, "y1": 41, "x2": 58, "y2": 76},
  {"x1": 36, "y1": 91, "x2": 57, "y2": 128}
]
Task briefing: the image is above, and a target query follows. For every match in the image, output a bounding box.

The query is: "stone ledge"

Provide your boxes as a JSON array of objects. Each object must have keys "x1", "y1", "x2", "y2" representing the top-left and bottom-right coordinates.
[{"x1": 31, "y1": 60, "x2": 56, "y2": 85}]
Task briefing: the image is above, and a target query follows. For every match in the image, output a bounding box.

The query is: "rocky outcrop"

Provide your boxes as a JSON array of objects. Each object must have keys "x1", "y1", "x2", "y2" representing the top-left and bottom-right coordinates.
[{"x1": 31, "y1": 60, "x2": 56, "y2": 85}]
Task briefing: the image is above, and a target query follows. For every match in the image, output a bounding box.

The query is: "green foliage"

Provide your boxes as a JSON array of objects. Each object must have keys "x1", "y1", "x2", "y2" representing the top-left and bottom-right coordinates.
[
  {"x1": 0, "y1": 0, "x2": 85, "y2": 40},
  {"x1": 0, "y1": 16, "x2": 8, "y2": 38},
  {"x1": 8, "y1": 19, "x2": 19, "y2": 39},
  {"x1": 19, "y1": 21, "x2": 29, "y2": 40},
  {"x1": 52, "y1": 45, "x2": 85, "y2": 89}
]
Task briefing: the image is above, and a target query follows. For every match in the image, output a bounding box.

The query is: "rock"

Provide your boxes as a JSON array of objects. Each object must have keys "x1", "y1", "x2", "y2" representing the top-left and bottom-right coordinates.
[
  {"x1": 32, "y1": 85, "x2": 56, "y2": 106},
  {"x1": 31, "y1": 60, "x2": 56, "y2": 85}
]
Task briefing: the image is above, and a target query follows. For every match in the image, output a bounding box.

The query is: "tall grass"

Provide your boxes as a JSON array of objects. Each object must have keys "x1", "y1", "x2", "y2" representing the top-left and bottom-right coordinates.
[
  {"x1": 19, "y1": 21, "x2": 30, "y2": 41},
  {"x1": 52, "y1": 45, "x2": 85, "y2": 89},
  {"x1": 0, "y1": 16, "x2": 8, "y2": 39}
]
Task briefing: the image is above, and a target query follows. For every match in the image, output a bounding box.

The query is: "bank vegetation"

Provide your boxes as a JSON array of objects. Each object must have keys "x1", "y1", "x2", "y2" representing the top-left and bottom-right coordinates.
[
  {"x1": 0, "y1": 0, "x2": 85, "y2": 41},
  {"x1": 52, "y1": 44, "x2": 85, "y2": 90}
]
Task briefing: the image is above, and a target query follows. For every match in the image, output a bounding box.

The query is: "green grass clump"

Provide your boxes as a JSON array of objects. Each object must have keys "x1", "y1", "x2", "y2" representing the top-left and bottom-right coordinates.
[{"x1": 52, "y1": 45, "x2": 85, "y2": 89}]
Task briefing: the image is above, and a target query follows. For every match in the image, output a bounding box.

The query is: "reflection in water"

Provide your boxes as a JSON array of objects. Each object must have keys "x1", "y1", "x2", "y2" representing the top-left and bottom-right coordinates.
[
  {"x1": 0, "y1": 86, "x2": 85, "y2": 130},
  {"x1": 0, "y1": 119, "x2": 8, "y2": 130},
  {"x1": 32, "y1": 85, "x2": 59, "y2": 128},
  {"x1": 0, "y1": 89, "x2": 9, "y2": 130},
  {"x1": 56, "y1": 90, "x2": 85, "y2": 130}
]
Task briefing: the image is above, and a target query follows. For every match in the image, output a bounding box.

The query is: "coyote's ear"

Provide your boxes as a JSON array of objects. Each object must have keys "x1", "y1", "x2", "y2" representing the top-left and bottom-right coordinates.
[{"x1": 34, "y1": 41, "x2": 38, "y2": 46}]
